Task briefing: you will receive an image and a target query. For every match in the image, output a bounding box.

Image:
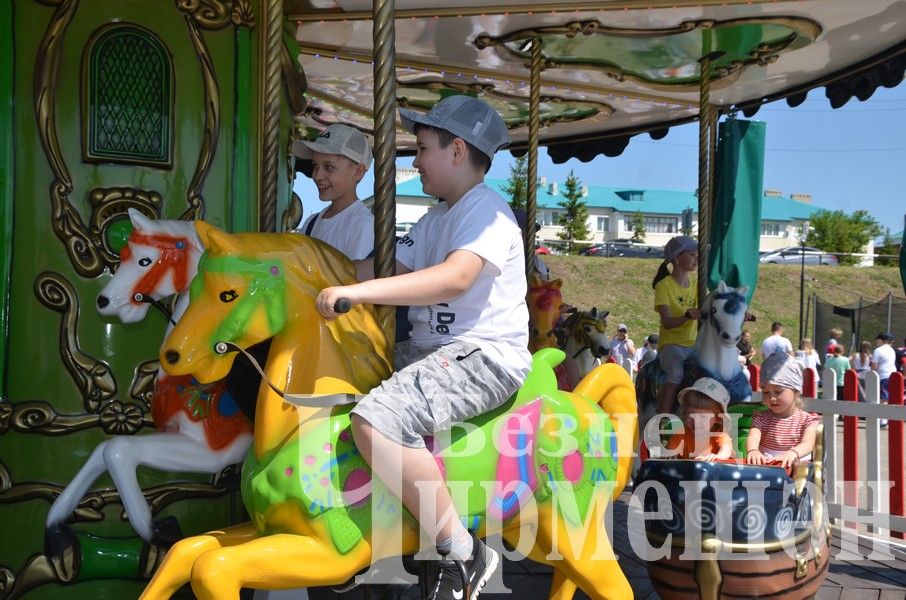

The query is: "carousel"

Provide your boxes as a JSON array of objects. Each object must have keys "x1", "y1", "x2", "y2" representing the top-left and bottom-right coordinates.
[{"x1": 1, "y1": 1, "x2": 904, "y2": 599}]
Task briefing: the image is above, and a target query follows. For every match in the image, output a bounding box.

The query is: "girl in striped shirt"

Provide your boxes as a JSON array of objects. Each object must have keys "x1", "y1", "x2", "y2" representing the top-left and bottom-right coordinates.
[{"x1": 746, "y1": 352, "x2": 820, "y2": 469}]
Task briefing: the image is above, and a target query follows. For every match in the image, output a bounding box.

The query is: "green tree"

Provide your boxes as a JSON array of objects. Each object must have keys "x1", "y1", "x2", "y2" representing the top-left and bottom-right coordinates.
[
  {"x1": 876, "y1": 228, "x2": 900, "y2": 267},
  {"x1": 502, "y1": 154, "x2": 528, "y2": 210},
  {"x1": 556, "y1": 170, "x2": 590, "y2": 254},
  {"x1": 805, "y1": 209, "x2": 882, "y2": 266},
  {"x1": 630, "y1": 211, "x2": 646, "y2": 243}
]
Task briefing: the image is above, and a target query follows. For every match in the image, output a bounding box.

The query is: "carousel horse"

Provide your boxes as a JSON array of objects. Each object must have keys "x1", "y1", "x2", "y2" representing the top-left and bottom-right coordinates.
[
  {"x1": 557, "y1": 307, "x2": 610, "y2": 391},
  {"x1": 527, "y1": 274, "x2": 563, "y2": 353},
  {"x1": 46, "y1": 209, "x2": 252, "y2": 547},
  {"x1": 140, "y1": 222, "x2": 638, "y2": 600},
  {"x1": 636, "y1": 281, "x2": 752, "y2": 428}
]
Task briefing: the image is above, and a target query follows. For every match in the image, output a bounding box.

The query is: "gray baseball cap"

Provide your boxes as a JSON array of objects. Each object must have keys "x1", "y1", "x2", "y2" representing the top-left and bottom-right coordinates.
[
  {"x1": 398, "y1": 95, "x2": 510, "y2": 161},
  {"x1": 292, "y1": 123, "x2": 372, "y2": 168}
]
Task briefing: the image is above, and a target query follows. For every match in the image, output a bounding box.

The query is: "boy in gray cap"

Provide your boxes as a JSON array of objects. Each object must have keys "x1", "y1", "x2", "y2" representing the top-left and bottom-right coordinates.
[
  {"x1": 316, "y1": 95, "x2": 527, "y2": 600},
  {"x1": 293, "y1": 123, "x2": 374, "y2": 260}
]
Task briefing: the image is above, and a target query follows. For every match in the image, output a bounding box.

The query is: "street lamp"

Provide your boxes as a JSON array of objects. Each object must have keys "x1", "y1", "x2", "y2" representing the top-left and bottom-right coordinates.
[{"x1": 798, "y1": 224, "x2": 811, "y2": 342}]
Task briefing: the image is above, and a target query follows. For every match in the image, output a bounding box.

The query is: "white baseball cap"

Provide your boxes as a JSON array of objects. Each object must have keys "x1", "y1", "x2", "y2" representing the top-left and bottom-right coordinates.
[
  {"x1": 398, "y1": 95, "x2": 510, "y2": 161},
  {"x1": 678, "y1": 377, "x2": 730, "y2": 410},
  {"x1": 292, "y1": 123, "x2": 372, "y2": 168}
]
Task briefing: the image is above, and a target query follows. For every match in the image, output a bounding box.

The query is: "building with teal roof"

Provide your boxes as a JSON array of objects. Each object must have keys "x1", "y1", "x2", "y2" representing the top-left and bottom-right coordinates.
[{"x1": 367, "y1": 170, "x2": 823, "y2": 252}]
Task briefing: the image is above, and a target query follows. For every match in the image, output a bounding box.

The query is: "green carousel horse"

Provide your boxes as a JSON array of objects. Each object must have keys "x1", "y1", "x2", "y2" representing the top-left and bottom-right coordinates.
[{"x1": 141, "y1": 222, "x2": 637, "y2": 600}]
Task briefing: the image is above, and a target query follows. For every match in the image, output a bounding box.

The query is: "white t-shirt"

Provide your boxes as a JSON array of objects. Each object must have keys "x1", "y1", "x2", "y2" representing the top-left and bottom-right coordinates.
[
  {"x1": 795, "y1": 349, "x2": 820, "y2": 370},
  {"x1": 298, "y1": 201, "x2": 374, "y2": 260},
  {"x1": 761, "y1": 334, "x2": 793, "y2": 359},
  {"x1": 610, "y1": 337, "x2": 635, "y2": 369},
  {"x1": 871, "y1": 344, "x2": 897, "y2": 379},
  {"x1": 395, "y1": 183, "x2": 531, "y2": 379}
]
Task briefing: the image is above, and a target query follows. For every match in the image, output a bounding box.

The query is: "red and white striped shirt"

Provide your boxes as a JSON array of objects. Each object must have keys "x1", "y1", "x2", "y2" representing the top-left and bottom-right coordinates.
[{"x1": 752, "y1": 409, "x2": 820, "y2": 458}]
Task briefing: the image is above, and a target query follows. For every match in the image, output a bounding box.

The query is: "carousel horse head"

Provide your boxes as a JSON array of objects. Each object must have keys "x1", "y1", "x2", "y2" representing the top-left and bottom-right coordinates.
[
  {"x1": 561, "y1": 307, "x2": 610, "y2": 358},
  {"x1": 160, "y1": 221, "x2": 391, "y2": 388},
  {"x1": 97, "y1": 208, "x2": 203, "y2": 323},
  {"x1": 699, "y1": 280, "x2": 750, "y2": 348},
  {"x1": 527, "y1": 275, "x2": 563, "y2": 352}
]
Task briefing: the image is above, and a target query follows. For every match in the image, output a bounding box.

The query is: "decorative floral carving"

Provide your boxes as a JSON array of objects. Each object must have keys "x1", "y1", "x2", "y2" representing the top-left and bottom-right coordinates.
[{"x1": 99, "y1": 401, "x2": 145, "y2": 435}]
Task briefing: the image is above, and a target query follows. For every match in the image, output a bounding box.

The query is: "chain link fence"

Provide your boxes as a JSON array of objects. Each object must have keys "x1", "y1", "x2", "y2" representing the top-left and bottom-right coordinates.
[{"x1": 814, "y1": 293, "x2": 906, "y2": 350}]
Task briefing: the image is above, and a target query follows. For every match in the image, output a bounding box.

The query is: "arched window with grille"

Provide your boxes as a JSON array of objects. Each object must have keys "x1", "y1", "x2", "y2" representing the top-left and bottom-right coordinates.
[{"x1": 83, "y1": 24, "x2": 172, "y2": 166}]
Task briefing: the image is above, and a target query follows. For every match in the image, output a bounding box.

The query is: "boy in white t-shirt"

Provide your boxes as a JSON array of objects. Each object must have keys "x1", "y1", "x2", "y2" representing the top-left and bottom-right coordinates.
[
  {"x1": 316, "y1": 95, "x2": 529, "y2": 600},
  {"x1": 293, "y1": 123, "x2": 374, "y2": 260}
]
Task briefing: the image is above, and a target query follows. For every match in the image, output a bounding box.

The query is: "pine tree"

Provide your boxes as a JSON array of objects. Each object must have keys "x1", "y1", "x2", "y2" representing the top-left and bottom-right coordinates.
[
  {"x1": 502, "y1": 154, "x2": 528, "y2": 210},
  {"x1": 555, "y1": 170, "x2": 590, "y2": 254},
  {"x1": 630, "y1": 211, "x2": 646, "y2": 243}
]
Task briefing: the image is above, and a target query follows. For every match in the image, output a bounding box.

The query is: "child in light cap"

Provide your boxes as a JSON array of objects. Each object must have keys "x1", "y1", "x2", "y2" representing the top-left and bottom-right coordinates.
[
  {"x1": 293, "y1": 123, "x2": 374, "y2": 260},
  {"x1": 666, "y1": 377, "x2": 735, "y2": 461},
  {"x1": 746, "y1": 352, "x2": 819, "y2": 468}
]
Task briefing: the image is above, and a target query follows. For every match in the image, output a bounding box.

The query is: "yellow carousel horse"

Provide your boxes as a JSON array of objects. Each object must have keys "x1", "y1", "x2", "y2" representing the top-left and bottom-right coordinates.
[{"x1": 141, "y1": 222, "x2": 637, "y2": 600}]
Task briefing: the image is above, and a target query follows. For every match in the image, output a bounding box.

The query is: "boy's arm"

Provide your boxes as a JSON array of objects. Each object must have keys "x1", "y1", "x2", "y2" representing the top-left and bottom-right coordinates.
[
  {"x1": 354, "y1": 257, "x2": 412, "y2": 282},
  {"x1": 318, "y1": 250, "x2": 484, "y2": 318}
]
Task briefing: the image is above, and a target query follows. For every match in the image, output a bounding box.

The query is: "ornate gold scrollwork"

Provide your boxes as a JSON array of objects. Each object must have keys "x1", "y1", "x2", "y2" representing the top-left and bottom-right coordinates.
[
  {"x1": 474, "y1": 16, "x2": 822, "y2": 93},
  {"x1": 88, "y1": 187, "x2": 162, "y2": 269},
  {"x1": 130, "y1": 360, "x2": 160, "y2": 409},
  {"x1": 174, "y1": 0, "x2": 255, "y2": 221},
  {"x1": 34, "y1": 0, "x2": 106, "y2": 278},
  {"x1": 1, "y1": 460, "x2": 229, "y2": 523},
  {"x1": 34, "y1": 272, "x2": 116, "y2": 411},
  {"x1": 0, "y1": 401, "x2": 99, "y2": 436},
  {"x1": 397, "y1": 80, "x2": 614, "y2": 128}
]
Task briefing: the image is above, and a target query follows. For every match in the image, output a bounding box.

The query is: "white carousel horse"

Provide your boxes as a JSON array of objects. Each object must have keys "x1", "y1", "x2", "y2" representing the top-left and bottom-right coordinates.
[
  {"x1": 45, "y1": 209, "x2": 253, "y2": 545},
  {"x1": 636, "y1": 280, "x2": 752, "y2": 428},
  {"x1": 557, "y1": 307, "x2": 610, "y2": 390}
]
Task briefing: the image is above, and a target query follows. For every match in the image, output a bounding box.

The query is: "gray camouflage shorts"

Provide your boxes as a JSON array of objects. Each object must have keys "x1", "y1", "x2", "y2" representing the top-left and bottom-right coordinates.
[{"x1": 350, "y1": 340, "x2": 521, "y2": 448}]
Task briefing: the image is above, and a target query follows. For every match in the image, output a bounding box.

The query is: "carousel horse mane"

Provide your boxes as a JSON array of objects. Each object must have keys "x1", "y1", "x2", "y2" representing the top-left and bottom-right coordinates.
[{"x1": 527, "y1": 275, "x2": 563, "y2": 353}]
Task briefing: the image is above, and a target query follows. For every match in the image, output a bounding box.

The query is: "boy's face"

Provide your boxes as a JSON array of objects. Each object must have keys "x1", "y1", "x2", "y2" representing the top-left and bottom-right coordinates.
[
  {"x1": 413, "y1": 128, "x2": 454, "y2": 198},
  {"x1": 310, "y1": 152, "x2": 364, "y2": 203}
]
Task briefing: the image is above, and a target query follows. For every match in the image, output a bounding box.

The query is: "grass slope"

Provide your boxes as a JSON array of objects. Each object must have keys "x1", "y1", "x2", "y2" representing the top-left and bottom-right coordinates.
[{"x1": 545, "y1": 256, "x2": 904, "y2": 351}]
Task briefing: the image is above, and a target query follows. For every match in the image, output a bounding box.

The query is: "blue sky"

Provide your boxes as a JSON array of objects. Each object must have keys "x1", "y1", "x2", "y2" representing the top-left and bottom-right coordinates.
[{"x1": 295, "y1": 83, "x2": 906, "y2": 236}]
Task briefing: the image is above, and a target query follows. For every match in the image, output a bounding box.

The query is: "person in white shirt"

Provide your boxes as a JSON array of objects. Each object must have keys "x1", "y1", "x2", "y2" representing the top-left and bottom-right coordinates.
[
  {"x1": 761, "y1": 321, "x2": 793, "y2": 361},
  {"x1": 871, "y1": 332, "x2": 897, "y2": 401},
  {"x1": 795, "y1": 338, "x2": 821, "y2": 371},
  {"x1": 609, "y1": 323, "x2": 636, "y2": 371},
  {"x1": 293, "y1": 123, "x2": 375, "y2": 260}
]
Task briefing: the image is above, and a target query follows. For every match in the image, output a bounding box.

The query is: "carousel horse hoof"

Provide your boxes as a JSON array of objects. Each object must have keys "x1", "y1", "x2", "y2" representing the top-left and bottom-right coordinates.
[
  {"x1": 44, "y1": 523, "x2": 79, "y2": 562},
  {"x1": 150, "y1": 515, "x2": 183, "y2": 548}
]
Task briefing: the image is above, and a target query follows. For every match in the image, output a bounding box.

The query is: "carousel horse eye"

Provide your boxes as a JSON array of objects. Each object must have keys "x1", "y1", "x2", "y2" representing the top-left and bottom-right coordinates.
[
  {"x1": 219, "y1": 290, "x2": 239, "y2": 303},
  {"x1": 710, "y1": 306, "x2": 717, "y2": 315},
  {"x1": 138, "y1": 257, "x2": 152, "y2": 267}
]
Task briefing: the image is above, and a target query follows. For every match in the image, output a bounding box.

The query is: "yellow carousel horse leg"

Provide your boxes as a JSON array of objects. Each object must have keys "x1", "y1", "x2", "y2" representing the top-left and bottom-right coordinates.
[
  {"x1": 139, "y1": 522, "x2": 259, "y2": 600},
  {"x1": 536, "y1": 502, "x2": 631, "y2": 600},
  {"x1": 187, "y1": 534, "x2": 372, "y2": 600}
]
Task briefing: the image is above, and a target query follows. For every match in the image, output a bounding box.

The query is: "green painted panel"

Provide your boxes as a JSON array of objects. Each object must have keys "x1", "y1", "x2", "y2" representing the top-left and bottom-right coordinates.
[
  {"x1": 0, "y1": 1, "x2": 266, "y2": 597},
  {"x1": 504, "y1": 21, "x2": 818, "y2": 86},
  {"x1": 0, "y1": 0, "x2": 12, "y2": 402}
]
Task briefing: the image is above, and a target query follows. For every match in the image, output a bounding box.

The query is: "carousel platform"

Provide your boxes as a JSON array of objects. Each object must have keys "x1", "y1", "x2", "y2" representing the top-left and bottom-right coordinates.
[{"x1": 482, "y1": 491, "x2": 906, "y2": 600}]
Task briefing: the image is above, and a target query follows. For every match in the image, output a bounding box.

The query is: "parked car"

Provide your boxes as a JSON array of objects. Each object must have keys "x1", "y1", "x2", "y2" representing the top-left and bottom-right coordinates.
[
  {"x1": 534, "y1": 245, "x2": 552, "y2": 255},
  {"x1": 581, "y1": 241, "x2": 661, "y2": 259},
  {"x1": 758, "y1": 246, "x2": 839, "y2": 266}
]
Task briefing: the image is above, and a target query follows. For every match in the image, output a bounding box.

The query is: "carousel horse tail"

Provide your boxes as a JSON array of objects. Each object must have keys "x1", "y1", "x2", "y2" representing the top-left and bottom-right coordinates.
[{"x1": 572, "y1": 363, "x2": 638, "y2": 499}]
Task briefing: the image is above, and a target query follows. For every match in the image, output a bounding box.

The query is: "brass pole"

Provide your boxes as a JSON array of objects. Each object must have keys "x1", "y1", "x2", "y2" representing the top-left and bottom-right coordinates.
[
  {"x1": 525, "y1": 37, "x2": 541, "y2": 277},
  {"x1": 696, "y1": 50, "x2": 724, "y2": 306},
  {"x1": 372, "y1": 0, "x2": 397, "y2": 343},
  {"x1": 258, "y1": 0, "x2": 282, "y2": 231}
]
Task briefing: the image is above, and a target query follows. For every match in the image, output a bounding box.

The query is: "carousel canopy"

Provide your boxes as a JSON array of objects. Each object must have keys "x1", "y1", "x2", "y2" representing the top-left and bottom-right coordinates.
[{"x1": 286, "y1": 0, "x2": 906, "y2": 161}]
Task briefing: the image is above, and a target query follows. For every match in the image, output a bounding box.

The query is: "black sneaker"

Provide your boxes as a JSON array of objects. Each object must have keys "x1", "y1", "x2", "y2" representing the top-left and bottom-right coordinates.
[{"x1": 426, "y1": 534, "x2": 499, "y2": 600}]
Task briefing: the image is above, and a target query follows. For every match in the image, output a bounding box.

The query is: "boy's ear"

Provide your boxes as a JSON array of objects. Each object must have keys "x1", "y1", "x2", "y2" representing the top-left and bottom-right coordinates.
[
  {"x1": 354, "y1": 162, "x2": 366, "y2": 182},
  {"x1": 451, "y1": 137, "x2": 468, "y2": 166}
]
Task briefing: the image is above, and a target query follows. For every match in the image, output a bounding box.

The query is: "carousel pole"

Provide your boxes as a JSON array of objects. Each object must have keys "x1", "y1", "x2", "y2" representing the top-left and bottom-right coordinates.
[
  {"x1": 525, "y1": 37, "x2": 541, "y2": 276},
  {"x1": 372, "y1": 0, "x2": 397, "y2": 347},
  {"x1": 696, "y1": 50, "x2": 723, "y2": 307}
]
